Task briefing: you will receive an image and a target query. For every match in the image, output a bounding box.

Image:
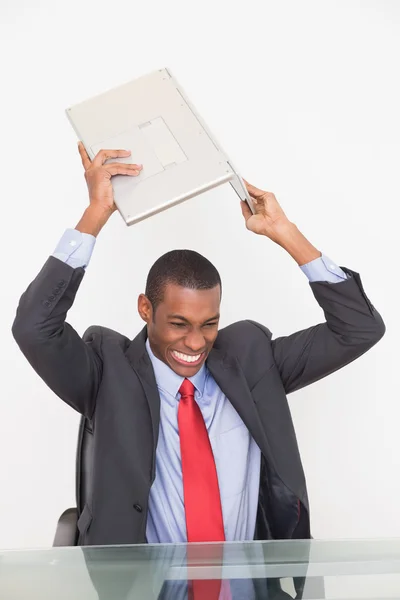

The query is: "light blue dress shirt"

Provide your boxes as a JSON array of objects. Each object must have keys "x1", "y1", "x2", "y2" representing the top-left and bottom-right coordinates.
[
  {"x1": 53, "y1": 228, "x2": 347, "y2": 544},
  {"x1": 145, "y1": 338, "x2": 262, "y2": 543}
]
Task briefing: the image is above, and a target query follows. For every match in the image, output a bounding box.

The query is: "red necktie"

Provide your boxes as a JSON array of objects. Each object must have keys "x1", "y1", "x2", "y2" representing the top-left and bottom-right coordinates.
[
  {"x1": 178, "y1": 378, "x2": 226, "y2": 600},
  {"x1": 178, "y1": 378, "x2": 225, "y2": 542}
]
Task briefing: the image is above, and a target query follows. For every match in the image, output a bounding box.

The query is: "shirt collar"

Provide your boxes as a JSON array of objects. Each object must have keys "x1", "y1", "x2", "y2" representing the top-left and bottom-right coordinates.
[{"x1": 145, "y1": 338, "x2": 207, "y2": 402}]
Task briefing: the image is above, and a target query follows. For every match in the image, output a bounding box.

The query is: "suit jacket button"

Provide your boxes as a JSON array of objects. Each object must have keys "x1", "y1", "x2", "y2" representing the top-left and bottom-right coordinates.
[{"x1": 133, "y1": 504, "x2": 143, "y2": 513}]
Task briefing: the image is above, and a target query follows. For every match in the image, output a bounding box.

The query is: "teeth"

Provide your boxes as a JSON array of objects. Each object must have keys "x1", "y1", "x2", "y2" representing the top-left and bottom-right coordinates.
[{"x1": 172, "y1": 351, "x2": 202, "y2": 363}]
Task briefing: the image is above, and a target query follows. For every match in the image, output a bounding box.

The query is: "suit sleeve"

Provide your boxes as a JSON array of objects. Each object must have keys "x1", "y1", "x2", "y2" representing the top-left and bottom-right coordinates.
[
  {"x1": 12, "y1": 256, "x2": 101, "y2": 418},
  {"x1": 261, "y1": 268, "x2": 385, "y2": 394}
]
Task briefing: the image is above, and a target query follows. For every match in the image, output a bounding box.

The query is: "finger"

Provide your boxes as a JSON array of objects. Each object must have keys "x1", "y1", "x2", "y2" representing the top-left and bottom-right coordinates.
[
  {"x1": 93, "y1": 148, "x2": 132, "y2": 167},
  {"x1": 106, "y1": 162, "x2": 143, "y2": 171},
  {"x1": 105, "y1": 164, "x2": 142, "y2": 177},
  {"x1": 78, "y1": 141, "x2": 92, "y2": 170},
  {"x1": 106, "y1": 162, "x2": 142, "y2": 171},
  {"x1": 240, "y1": 200, "x2": 253, "y2": 220},
  {"x1": 243, "y1": 179, "x2": 266, "y2": 199}
]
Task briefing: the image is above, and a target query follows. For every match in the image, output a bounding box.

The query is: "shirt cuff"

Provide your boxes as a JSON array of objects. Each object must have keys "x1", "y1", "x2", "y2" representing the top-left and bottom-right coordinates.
[
  {"x1": 300, "y1": 254, "x2": 348, "y2": 283},
  {"x1": 52, "y1": 228, "x2": 96, "y2": 269}
]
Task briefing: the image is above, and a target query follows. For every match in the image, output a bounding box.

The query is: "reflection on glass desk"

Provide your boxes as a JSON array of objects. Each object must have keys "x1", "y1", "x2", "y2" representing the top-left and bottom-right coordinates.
[{"x1": 1, "y1": 539, "x2": 400, "y2": 599}]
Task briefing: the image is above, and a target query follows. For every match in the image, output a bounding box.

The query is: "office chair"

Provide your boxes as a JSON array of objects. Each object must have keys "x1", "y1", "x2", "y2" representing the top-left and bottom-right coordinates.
[{"x1": 53, "y1": 417, "x2": 93, "y2": 546}]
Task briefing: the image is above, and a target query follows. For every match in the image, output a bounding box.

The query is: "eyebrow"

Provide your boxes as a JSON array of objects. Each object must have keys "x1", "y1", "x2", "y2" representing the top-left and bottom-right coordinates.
[{"x1": 168, "y1": 314, "x2": 220, "y2": 324}]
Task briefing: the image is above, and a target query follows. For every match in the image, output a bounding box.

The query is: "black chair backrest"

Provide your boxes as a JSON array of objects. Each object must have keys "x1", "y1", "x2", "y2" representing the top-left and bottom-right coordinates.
[{"x1": 75, "y1": 416, "x2": 94, "y2": 515}]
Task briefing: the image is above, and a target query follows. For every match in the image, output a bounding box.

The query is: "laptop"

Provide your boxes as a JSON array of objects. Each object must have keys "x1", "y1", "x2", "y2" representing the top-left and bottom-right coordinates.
[{"x1": 66, "y1": 68, "x2": 254, "y2": 226}]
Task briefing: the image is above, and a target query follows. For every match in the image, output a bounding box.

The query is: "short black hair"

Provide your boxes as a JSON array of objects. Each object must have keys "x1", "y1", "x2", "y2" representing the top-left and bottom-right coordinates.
[{"x1": 145, "y1": 249, "x2": 221, "y2": 310}]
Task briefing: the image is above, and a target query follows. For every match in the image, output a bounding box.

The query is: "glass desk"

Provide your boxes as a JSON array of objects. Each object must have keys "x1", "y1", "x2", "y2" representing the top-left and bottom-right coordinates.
[{"x1": 1, "y1": 539, "x2": 400, "y2": 599}]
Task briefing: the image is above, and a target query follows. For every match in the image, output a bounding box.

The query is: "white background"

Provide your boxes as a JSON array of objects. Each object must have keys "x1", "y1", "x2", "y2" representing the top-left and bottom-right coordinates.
[{"x1": 0, "y1": 0, "x2": 398, "y2": 550}]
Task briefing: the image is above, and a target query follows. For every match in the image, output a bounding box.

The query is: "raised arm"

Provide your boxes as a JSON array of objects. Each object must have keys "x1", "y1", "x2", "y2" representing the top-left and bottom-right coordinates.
[
  {"x1": 241, "y1": 181, "x2": 385, "y2": 393},
  {"x1": 12, "y1": 144, "x2": 143, "y2": 417}
]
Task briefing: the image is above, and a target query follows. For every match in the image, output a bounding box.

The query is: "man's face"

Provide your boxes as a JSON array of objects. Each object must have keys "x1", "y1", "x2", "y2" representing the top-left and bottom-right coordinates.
[{"x1": 138, "y1": 283, "x2": 221, "y2": 376}]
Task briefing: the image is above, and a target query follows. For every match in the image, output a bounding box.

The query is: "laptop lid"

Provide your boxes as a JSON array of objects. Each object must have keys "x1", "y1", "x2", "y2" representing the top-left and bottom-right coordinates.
[{"x1": 66, "y1": 68, "x2": 254, "y2": 226}]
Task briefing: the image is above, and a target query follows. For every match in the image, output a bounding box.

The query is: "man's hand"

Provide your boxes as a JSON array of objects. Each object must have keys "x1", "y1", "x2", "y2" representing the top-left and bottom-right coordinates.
[
  {"x1": 241, "y1": 180, "x2": 321, "y2": 265},
  {"x1": 240, "y1": 181, "x2": 291, "y2": 243},
  {"x1": 76, "y1": 143, "x2": 143, "y2": 236}
]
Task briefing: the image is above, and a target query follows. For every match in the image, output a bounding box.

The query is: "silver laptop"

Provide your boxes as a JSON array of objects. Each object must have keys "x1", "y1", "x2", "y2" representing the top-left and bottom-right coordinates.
[{"x1": 66, "y1": 68, "x2": 254, "y2": 226}]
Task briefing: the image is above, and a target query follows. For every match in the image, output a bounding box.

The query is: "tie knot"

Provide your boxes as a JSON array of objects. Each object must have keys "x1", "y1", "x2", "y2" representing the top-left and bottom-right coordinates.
[{"x1": 179, "y1": 378, "x2": 195, "y2": 398}]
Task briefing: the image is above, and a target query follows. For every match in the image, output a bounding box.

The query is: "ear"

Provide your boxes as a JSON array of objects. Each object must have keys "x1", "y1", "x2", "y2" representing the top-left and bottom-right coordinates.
[{"x1": 138, "y1": 294, "x2": 153, "y2": 323}]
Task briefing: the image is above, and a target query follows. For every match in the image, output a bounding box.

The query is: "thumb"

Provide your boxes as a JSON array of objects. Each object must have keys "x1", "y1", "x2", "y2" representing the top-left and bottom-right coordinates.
[{"x1": 243, "y1": 179, "x2": 265, "y2": 200}]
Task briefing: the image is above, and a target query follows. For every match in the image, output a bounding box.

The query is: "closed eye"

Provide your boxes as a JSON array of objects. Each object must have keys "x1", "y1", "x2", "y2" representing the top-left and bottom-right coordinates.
[{"x1": 170, "y1": 321, "x2": 218, "y2": 328}]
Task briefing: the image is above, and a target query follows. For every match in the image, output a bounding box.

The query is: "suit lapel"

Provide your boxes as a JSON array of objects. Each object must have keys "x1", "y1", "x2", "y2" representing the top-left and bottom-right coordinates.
[
  {"x1": 207, "y1": 347, "x2": 268, "y2": 454},
  {"x1": 125, "y1": 327, "x2": 161, "y2": 464},
  {"x1": 125, "y1": 329, "x2": 270, "y2": 466}
]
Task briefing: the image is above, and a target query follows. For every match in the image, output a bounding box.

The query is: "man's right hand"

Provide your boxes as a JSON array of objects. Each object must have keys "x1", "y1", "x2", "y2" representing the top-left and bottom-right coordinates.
[{"x1": 76, "y1": 142, "x2": 143, "y2": 236}]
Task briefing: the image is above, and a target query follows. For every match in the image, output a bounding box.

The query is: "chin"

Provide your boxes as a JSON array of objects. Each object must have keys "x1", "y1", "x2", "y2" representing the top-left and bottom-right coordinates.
[{"x1": 174, "y1": 365, "x2": 202, "y2": 377}]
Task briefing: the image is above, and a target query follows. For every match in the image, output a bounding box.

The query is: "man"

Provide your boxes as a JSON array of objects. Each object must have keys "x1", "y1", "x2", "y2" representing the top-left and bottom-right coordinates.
[{"x1": 12, "y1": 143, "x2": 385, "y2": 551}]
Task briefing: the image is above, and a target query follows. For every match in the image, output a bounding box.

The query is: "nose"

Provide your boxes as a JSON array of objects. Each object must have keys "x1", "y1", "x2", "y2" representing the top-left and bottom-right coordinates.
[{"x1": 184, "y1": 330, "x2": 206, "y2": 353}]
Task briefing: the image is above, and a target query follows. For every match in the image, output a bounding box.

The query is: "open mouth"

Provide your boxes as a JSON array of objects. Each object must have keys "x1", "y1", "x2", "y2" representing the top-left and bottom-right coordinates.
[{"x1": 171, "y1": 350, "x2": 205, "y2": 367}]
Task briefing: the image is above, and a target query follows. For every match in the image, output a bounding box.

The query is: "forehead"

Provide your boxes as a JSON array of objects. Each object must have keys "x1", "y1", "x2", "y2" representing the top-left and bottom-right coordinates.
[{"x1": 159, "y1": 284, "x2": 221, "y2": 317}]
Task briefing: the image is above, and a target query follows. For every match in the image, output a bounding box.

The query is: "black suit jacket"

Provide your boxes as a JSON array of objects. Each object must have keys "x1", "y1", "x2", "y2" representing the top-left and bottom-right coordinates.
[{"x1": 12, "y1": 256, "x2": 385, "y2": 547}]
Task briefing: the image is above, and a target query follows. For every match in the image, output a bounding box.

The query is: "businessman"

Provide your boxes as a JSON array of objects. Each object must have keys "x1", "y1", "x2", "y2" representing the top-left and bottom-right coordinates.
[{"x1": 13, "y1": 143, "x2": 385, "y2": 553}]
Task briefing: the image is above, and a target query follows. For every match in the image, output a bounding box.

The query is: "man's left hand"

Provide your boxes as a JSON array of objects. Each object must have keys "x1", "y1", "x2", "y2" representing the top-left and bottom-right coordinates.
[
  {"x1": 241, "y1": 181, "x2": 291, "y2": 244},
  {"x1": 241, "y1": 180, "x2": 322, "y2": 265}
]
